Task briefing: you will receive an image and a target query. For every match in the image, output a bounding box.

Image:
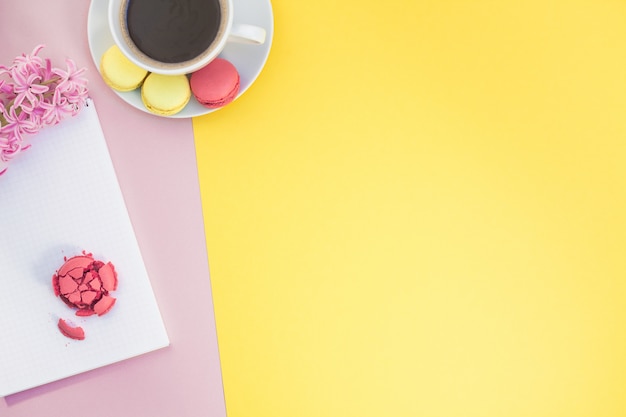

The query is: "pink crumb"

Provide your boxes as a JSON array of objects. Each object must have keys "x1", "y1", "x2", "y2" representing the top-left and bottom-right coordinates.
[
  {"x1": 57, "y1": 318, "x2": 85, "y2": 340},
  {"x1": 93, "y1": 295, "x2": 116, "y2": 316}
]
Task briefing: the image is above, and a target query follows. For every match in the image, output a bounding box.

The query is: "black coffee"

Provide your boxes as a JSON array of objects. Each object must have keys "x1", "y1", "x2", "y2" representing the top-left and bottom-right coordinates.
[{"x1": 125, "y1": 0, "x2": 221, "y2": 64}]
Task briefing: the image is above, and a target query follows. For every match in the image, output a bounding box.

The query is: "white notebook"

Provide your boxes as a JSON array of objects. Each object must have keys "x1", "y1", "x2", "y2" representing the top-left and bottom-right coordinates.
[{"x1": 0, "y1": 99, "x2": 169, "y2": 397}]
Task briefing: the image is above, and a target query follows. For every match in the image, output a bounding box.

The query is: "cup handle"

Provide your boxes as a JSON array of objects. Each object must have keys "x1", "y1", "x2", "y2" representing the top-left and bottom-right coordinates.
[{"x1": 227, "y1": 23, "x2": 266, "y2": 45}]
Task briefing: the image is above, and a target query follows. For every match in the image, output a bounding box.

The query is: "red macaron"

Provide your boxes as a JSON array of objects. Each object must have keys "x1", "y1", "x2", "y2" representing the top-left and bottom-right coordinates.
[{"x1": 190, "y1": 58, "x2": 240, "y2": 109}]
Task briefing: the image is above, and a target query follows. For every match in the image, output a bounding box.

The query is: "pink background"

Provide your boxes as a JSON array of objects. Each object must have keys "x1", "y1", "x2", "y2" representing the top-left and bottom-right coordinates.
[{"x1": 0, "y1": 1, "x2": 226, "y2": 416}]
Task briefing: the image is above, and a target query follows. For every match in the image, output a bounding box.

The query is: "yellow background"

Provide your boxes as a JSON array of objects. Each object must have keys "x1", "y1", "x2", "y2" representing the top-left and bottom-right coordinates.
[{"x1": 193, "y1": 1, "x2": 626, "y2": 416}]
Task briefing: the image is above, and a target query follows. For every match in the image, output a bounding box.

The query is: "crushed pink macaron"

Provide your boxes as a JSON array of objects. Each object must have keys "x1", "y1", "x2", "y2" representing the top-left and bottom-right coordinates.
[{"x1": 52, "y1": 253, "x2": 118, "y2": 317}]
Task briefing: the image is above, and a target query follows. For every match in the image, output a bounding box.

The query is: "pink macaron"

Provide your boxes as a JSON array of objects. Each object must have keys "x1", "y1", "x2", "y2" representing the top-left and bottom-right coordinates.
[{"x1": 190, "y1": 58, "x2": 240, "y2": 109}]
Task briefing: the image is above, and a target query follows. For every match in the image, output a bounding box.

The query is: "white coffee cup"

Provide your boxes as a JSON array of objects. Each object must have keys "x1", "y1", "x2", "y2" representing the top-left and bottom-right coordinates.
[{"x1": 108, "y1": 0, "x2": 266, "y2": 75}]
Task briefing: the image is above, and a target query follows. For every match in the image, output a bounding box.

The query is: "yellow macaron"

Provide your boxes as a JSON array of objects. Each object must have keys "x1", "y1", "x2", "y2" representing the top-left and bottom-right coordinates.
[
  {"x1": 140, "y1": 73, "x2": 191, "y2": 116},
  {"x1": 99, "y1": 45, "x2": 148, "y2": 92}
]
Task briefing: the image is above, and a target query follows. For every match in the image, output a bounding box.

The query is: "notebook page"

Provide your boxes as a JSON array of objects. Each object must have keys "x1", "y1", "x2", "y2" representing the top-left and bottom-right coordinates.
[{"x1": 0, "y1": 99, "x2": 169, "y2": 397}]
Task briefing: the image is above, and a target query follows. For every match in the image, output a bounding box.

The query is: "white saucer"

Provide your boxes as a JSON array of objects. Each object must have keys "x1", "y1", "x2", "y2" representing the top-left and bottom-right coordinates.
[{"x1": 87, "y1": 0, "x2": 274, "y2": 118}]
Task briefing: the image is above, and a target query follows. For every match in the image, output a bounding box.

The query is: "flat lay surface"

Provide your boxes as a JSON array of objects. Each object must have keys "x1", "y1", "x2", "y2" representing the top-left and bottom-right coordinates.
[
  {"x1": 1, "y1": 1, "x2": 225, "y2": 416},
  {"x1": 195, "y1": 0, "x2": 626, "y2": 416},
  {"x1": 2, "y1": 0, "x2": 626, "y2": 416}
]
